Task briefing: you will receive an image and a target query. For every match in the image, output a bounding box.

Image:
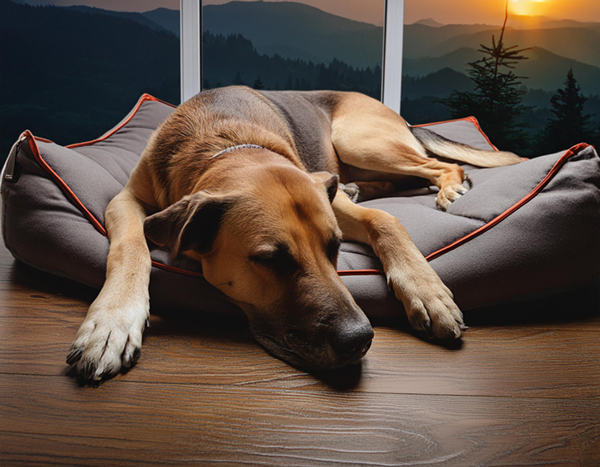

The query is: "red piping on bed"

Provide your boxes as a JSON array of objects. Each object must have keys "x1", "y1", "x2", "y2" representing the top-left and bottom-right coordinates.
[
  {"x1": 412, "y1": 116, "x2": 500, "y2": 152},
  {"x1": 425, "y1": 142, "x2": 590, "y2": 262},
  {"x1": 66, "y1": 94, "x2": 176, "y2": 149},
  {"x1": 23, "y1": 95, "x2": 589, "y2": 280},
  {"x1": 25, "y1": 130, "x2": 108, "y2": 236}
]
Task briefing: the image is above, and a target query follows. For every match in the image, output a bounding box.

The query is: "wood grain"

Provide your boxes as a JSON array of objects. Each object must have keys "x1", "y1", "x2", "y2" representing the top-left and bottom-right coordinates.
[{"x1": 1, "y1": 374, "x2": 599, "y2": 467}]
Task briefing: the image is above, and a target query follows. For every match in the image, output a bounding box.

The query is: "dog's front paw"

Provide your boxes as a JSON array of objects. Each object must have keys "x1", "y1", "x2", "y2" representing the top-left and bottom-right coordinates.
[
  {"x1": 66, "y1": 301, "x2": 149, "y2": 381},
  {"x1": 388, "y1": 268, "x2": 466, "y2": 339}
]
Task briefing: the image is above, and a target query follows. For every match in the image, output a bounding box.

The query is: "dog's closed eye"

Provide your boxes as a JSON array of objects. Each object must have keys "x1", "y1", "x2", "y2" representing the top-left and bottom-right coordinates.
[{"x1": 249, "y1": 245, "x2": 299, "y2": 275}]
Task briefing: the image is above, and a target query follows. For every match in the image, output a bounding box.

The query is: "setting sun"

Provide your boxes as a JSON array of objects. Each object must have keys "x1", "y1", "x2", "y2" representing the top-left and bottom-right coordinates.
[{"x1": 509, "y1": 0, "x2": 549, "y2": 17}]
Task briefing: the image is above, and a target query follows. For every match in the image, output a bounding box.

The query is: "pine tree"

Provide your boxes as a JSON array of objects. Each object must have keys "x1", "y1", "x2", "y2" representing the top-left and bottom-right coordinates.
[
  {"x1": 442, "y1": 1, "x2": 531, "y2": 153},
  {"x1": 285, "y1": 75, "x2": 293, "y2": 90},
  {"x1": 538, "y1": 69, "x2": 593, "y2": 153},
  {"x1": 233, "y1": 71, "x2": 245, "y2": 86},
  {"x1": 253, "y1": 76, "x2": 264, "y2": 90}
]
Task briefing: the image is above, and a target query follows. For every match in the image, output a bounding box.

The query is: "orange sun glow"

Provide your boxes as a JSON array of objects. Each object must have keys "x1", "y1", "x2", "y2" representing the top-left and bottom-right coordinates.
[{"x1": 508, "y1": 0, "x2": 549, "y2": 17}]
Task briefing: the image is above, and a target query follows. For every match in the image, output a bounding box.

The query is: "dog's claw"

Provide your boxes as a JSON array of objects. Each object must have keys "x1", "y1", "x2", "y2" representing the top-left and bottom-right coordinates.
[
  {"x1": 66, "y1": 347, "x2": 83, "y2": 365},
  {"x1": 94, "y1": 367, "x2": 105, "y2": 381}
]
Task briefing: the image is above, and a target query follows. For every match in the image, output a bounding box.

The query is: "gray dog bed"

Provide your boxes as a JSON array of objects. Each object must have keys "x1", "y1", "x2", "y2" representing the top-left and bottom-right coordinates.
[{"x1": 2, "y1": 94, "x2": 600, "y2": 317}]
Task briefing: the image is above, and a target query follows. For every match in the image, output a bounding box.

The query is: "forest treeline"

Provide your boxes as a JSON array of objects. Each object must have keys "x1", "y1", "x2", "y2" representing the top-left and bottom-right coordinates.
[{"x1": 201, "y1": 31, "x2": 382, "y2": 98}]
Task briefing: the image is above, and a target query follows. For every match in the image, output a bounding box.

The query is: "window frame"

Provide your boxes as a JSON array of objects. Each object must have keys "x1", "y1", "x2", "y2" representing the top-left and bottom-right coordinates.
[{"x1": 180, "y1": 0, "x2": 405, "y2": 113}]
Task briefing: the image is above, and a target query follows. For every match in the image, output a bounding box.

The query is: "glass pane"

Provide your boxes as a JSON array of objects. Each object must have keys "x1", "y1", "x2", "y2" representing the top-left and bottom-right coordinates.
[
  {"x1": 202, "y1": 0, "x2": 385, "y2": 100},
  {"x1": 0, "y1": 0, "x2": 180, "y2": 162},
  {"x1": 401, "y1": 0, "x2": 600, "y2": 156}
]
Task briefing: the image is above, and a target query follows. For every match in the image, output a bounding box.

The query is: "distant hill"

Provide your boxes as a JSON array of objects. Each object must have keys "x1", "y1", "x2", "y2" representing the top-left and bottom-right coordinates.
[
  {"x1": 35, "y1": 1, "x2": 384, "y2": 69},
  {"x1": 413, "y1": 18, "x2": 445, "y2": 28},
  {"x1": 521, "y1": 47, "x2": 600, "y2": 93},
  {"x1": 404, "y1": 47, "x2": 480, "y2": 77},
  {"x1": 65, "y1": 5, "x2": 168, "y2": 33},
  {"x1": 404, "y1": 46, "x2": 600, "y2": 95},
  {"x1": 201, "y1": 31, "x2": 381, "y2": 97},
  {"x1": 508, "y1": 15, "x2": 600, "y2": 31},
  {"x1": 402, "y1": 68, "x2": 474, "y2": 99},
  {"x1": 0, "y1": 0, "x2": 179, "y2": 156},
  {"x1": 435, "y1": 26, "x2": 600, "y2": 68},
  {"x1": 402, "y1": 23, "x2": 500, "y2": 59},
  {"x1": 202, "y1": 1, "x2": 383, "y2": 69},
  {"x1": 143, "y1": 8, "x2": 179, "y2": 37}
]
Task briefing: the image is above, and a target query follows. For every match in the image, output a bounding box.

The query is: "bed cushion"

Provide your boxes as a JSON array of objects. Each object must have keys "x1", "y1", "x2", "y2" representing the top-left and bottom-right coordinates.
[{"x1": 2, "y1": 94, "x2": 600, "y2": 317}]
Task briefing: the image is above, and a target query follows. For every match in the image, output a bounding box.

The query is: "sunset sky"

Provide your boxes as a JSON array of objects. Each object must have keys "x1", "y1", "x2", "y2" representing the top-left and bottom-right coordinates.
[{"x1": 20, "y1": 0, "x2": 600, "y2": 25}]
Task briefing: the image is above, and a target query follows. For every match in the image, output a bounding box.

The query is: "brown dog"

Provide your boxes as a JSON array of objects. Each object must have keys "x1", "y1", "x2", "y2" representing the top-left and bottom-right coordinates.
[{"x1": 66, "y1": 86, "x2": 522, "y2": 380}]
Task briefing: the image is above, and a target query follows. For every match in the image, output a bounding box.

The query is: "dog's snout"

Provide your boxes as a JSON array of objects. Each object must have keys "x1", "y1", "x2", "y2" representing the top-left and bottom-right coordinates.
[{"x1": 330, "y1": 320, "x2": 374, "y2": 361}]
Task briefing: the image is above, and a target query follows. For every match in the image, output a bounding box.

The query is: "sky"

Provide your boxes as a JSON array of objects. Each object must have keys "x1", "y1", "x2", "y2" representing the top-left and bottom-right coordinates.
[
  {"x1": 404, "y1": 0, "x2": 600, "y2": 25},
  {"x1": 16, "y1": 0, "x2": 600, "y2": 25}
]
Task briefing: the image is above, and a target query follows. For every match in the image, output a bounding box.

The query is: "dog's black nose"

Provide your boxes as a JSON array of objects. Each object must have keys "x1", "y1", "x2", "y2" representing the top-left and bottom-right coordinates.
[{"x1": 330, "y1": 320, "x2": 374, "y2": 361}]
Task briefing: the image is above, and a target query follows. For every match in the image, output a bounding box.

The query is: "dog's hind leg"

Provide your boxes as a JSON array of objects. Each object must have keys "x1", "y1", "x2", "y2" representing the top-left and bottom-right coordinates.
[
  {"x1": 66, "y1": 166, "x2": 154, "y2": 381},
  {"x1": 332, "y1": 93, "x2": 468, "y2": 210},
  {"x1": 332, "y1": 189, "x2": 465, "y2": 339}
]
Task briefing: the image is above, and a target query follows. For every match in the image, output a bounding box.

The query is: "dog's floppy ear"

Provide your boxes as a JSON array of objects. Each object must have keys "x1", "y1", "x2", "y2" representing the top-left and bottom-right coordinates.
[
  {"x1": 144, "y1": 191, "x2": 234, "y2": 258},
  {"x1": 310, "y1": 172, "x2": 339, "y2": 204}
]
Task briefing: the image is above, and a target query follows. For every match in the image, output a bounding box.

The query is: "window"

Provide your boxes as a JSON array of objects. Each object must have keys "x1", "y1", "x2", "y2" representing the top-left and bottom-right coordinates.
[
  {"x1": 400, "y1": 0, "x2": 600, "y2": 155},
  {"x1": 200, "y1": 0, "x2": 386, "y2": 100},
  {"x1": 0, "y1": 0, "x2": 181, "y2": 159}
]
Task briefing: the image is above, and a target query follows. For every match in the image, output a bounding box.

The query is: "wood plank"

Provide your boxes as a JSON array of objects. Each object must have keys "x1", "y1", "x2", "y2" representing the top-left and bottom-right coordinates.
[
  {"x1": 1, "y1": 310, "x2": 600, "y2": 399},
  {"x1": 1, "y1": 374, "x2": 598, "y2": 467}
]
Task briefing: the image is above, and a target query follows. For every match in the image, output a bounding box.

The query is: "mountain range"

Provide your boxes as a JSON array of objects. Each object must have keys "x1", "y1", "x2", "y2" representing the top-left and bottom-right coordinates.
[
  {"x1": 202, "y1": 1, "x2": 383, "y2": 69},
  {"x1": 11, "y1": 0, "x2": 599, "y2": 94},
  {"x1": 405, "y1": 46, "x2": 600, "y2": 95},
  {"x1": 431, "y1": 26, "x2": 600, "y2": 68},
  {"x1": 60, "y1": 1, "x2": 600, "y2": 93}
]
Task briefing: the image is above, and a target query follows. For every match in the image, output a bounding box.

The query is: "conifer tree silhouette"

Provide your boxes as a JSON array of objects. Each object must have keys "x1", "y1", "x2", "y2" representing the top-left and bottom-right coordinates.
[
  {"x1": 538, "y1": 69, "x2": 593, "y2": 153},
  {"x1": 442, "y1": 0, "x2": 531, "y2": 153},
  {"x1": 253, "y1": 76, "x2": 264, "y2": 90},
  {"x1": 233, "y1": 70, "x2": 245, "y2": 86}
]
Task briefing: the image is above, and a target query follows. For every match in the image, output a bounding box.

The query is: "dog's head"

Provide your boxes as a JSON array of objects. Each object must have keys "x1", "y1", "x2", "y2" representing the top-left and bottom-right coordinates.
[{"x1": 144, "y1": 162, "x2": 373, "y2": 370}]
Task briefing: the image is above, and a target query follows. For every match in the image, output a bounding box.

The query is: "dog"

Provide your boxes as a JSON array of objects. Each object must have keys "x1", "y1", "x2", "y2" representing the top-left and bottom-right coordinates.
[{"x1": 66, "y1": 86, "x2": 522, "y2": 380}]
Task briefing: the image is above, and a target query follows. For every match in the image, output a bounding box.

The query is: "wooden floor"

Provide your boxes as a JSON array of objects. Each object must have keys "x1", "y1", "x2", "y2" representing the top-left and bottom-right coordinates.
[{"x1": 1, "y1": 243, "x2": 599, "y2": 467}]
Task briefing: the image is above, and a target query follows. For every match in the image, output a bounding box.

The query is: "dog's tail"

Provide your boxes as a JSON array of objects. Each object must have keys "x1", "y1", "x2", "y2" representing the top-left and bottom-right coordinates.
[{"x1": 410, "y1": 126, "x2": 524, "y2": 168}]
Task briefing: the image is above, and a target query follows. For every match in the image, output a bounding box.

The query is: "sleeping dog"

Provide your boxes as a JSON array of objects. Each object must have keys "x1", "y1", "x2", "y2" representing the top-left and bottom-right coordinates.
[{"x1": 66, "y1": 87, "x2": 522, "y2": 380}]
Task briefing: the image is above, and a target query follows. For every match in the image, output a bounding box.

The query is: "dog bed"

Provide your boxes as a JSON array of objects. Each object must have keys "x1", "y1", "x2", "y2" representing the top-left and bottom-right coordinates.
[{"x1": 2, "y1": 94, "x2": 600, "y2": 317}]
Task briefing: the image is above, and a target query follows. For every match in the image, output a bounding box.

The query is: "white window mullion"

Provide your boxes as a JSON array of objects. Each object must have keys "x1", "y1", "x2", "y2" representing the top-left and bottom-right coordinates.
[
  {"x1": 180, "y1": 0, "x2": 202, "y2": 104},
  {"x1": 382, "y1": 0, "x2": 405, "y2": 114}
]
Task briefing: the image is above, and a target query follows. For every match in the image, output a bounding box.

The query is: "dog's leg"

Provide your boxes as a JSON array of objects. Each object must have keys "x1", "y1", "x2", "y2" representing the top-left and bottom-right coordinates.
[
  {"x1": 66, "y1": 187, "x2": 152, "y2": 381},
  {"x1": 332, "y1": 189, "x2": 465, "y2": 338},
  {"x1": 332, "y1": 94, "x2": 468, "y2": 210}
]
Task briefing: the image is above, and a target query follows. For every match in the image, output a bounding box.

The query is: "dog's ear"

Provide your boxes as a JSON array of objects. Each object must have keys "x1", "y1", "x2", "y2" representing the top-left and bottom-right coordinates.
[
  {"x1": 144, "y1": 192, "x2": 234, "y2": 258},
  {"x1": 310, "y1": 172, "x2": 339, "y2": 204}
]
